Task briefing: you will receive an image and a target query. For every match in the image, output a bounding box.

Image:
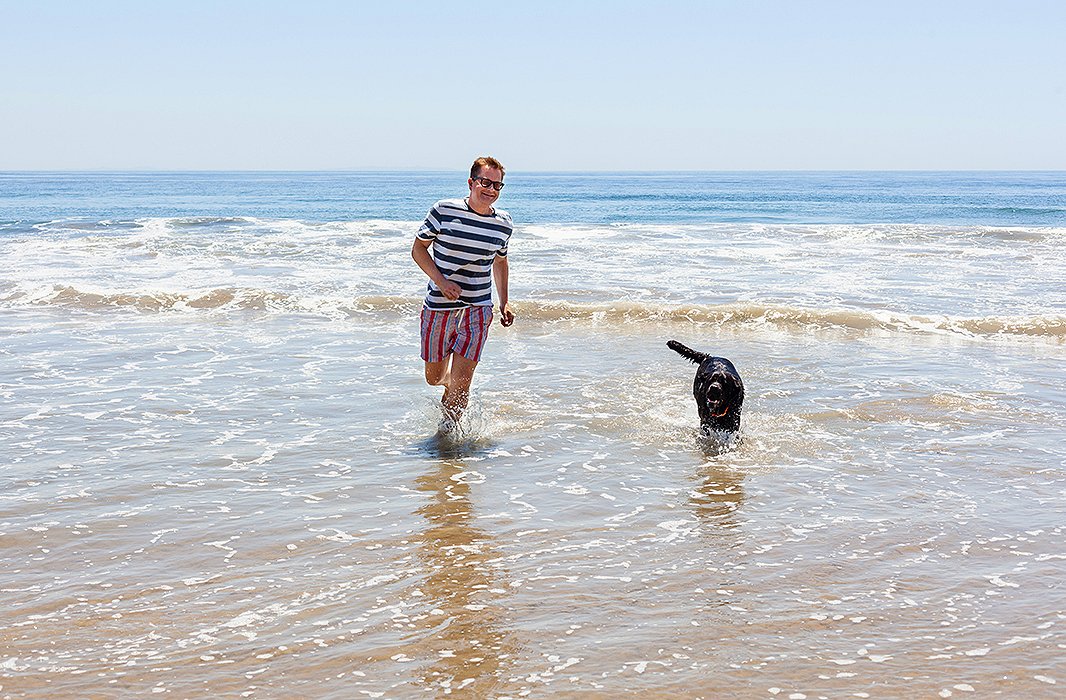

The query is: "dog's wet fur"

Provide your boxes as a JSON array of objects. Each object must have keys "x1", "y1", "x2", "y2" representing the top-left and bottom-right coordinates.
[{"x1": 668, "y1": 340, "x2": 744, "y2": 435}]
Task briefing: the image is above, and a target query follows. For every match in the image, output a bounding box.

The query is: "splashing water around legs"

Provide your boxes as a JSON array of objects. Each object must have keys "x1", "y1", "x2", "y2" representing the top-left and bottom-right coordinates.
[
  {"x1": 425, "y1": 352, "x2": 480, "y2": 432},
  {"x1": 442, "y1": 353, "x2": 478, "y2": 426}
]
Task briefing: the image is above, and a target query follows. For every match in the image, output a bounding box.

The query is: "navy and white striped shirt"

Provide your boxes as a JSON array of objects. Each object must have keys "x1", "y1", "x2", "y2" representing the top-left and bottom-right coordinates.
[{"x1": 417, "y1": 198, "x2": 512, "y2": 311}]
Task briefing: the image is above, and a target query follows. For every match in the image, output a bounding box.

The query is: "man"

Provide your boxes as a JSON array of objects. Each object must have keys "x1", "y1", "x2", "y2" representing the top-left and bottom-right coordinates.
[{"x1": 412, "y1": 156, "x2": 515, "y2": 427}]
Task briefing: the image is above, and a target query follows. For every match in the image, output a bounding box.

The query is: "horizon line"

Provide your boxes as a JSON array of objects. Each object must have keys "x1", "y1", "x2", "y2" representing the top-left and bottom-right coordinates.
[{"x1": 3, "y1": 168, "x2": 1065, "y2": 174}]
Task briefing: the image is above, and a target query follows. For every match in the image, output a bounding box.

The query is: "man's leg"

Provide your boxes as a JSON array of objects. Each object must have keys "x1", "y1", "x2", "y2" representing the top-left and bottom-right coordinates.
[
  {"x1": 440, "y1": 306, "x2": 492, "y2": 422},
  {"x1": 424, "y1": 356, "x2": 451, "y2": 387},
  {"x1": 441, "y1": 353, "x2": 479, "y2": 423}
]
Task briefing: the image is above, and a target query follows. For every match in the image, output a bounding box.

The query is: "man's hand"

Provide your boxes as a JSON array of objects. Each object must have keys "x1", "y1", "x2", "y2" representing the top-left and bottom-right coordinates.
[
  {"x1": 439, "y1": 279, "x2": 462, "y2": 300},
  {"x1": 413, "y1": 239, "x2": 462, "y2": 301},
  {"x1": 499, "y1": 303, "x2": 515, "y2": 327}
]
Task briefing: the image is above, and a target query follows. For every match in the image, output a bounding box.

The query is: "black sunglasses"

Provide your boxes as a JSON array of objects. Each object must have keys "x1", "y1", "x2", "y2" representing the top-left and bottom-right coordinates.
[{"x1": 472, "y1": 176, "x2": 505, "y2": 191}]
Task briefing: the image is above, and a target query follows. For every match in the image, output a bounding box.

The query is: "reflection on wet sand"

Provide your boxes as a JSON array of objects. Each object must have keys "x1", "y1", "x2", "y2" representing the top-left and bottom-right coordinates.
[
  {"x1": 689, "y1": 461, "x2": 745, "y2": 529},
  {"x1": 411, "y1": 456, "x2": 516, "y2": 696}
]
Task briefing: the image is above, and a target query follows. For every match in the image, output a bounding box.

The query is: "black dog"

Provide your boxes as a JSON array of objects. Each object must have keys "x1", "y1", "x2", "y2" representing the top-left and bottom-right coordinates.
[{"x1": 668, "y1": 340, "x2": 744, "y2": 434}]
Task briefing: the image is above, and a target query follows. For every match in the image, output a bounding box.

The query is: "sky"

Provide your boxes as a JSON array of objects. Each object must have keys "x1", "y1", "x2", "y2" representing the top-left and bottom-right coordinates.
[{"x1": 2, "y1": 0, "x2": 1064, "y2": 171}]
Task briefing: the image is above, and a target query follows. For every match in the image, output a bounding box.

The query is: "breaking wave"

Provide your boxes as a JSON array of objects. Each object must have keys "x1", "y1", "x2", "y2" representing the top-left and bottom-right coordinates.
[{"x1": 4, "y1": 284, "x2": 1062, "y2": 340}]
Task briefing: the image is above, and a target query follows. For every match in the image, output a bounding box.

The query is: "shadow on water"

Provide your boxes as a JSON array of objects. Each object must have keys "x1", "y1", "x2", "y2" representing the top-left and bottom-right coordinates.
[{"x1": 414, "y1": 429, "x2": 499, "y2": 461}]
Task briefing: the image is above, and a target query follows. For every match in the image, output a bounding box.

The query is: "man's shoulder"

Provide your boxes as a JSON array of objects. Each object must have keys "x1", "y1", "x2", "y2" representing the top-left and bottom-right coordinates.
[{"x1": 432, "y1": 198, "x2": 468, "y2": 213}]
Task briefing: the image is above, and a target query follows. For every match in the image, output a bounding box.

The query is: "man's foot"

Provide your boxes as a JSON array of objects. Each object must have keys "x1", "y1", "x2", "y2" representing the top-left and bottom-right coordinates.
[{"x1": 440, "y1": 396, "x2": 463, "y2": 428}]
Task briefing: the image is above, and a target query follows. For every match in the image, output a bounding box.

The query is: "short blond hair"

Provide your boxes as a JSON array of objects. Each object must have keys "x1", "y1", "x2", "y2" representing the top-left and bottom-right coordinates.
[{"x1": 470, "y1": 156, "x2": 505, "y2": 179}]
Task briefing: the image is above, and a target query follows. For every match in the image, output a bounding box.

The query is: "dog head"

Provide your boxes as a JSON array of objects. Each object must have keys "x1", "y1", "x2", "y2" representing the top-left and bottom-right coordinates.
[{"x1": 668, "y1": 340, "x2": 744, "y2": 433}]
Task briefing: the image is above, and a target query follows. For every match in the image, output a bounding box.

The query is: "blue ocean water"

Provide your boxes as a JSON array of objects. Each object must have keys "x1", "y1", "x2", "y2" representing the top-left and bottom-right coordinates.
[
  {"x1": 2, "y1": 170, "x2": 1064, "y2": 331},
  {"x1": 2, "y1": 170, "x2": 1065, "y2": 225}
]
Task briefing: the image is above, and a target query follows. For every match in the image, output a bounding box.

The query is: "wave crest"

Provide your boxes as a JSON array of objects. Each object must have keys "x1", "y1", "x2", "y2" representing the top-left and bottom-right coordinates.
[
  {"x1": 5, "y1": 284, "x2": 293, "y2": 312},
  {"x1": 502, "y1": 300, "x2": 1065, "y2": 338},
  {"x1": 4, "y1": 286, "x2": 1062, "y2": 339}
]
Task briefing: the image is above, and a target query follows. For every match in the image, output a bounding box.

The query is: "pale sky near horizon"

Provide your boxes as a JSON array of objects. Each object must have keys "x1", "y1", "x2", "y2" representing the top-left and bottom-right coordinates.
[{"x1": 2, "y1": 0, "x2": 1064, "y2": 171}]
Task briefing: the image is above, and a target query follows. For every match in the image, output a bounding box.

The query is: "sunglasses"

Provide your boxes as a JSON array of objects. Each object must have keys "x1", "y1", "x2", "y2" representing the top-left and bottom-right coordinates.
[{"x1": 472, "y1": 176, "x2": 505, "y2": 191}]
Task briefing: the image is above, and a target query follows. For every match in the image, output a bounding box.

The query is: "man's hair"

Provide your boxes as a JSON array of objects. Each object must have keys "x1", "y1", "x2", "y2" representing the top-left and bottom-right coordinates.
[{"x1": 470, "y1": 156, "x2": 505, "y2": 179}]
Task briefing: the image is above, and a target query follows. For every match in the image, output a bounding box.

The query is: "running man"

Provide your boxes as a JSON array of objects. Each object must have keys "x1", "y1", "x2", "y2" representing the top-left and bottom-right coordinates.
[{"x1": 412, "y1": 156, "x2": 515, "y2": 426}]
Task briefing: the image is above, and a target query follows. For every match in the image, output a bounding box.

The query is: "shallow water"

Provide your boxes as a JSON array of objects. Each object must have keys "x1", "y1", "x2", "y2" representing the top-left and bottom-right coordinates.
[
  {"x1": 3, "y1": 306, "x2": 1064, "y2": 698},
  {"x1": 2, "y1": 172, "x2": 1065, "y2": 697}
]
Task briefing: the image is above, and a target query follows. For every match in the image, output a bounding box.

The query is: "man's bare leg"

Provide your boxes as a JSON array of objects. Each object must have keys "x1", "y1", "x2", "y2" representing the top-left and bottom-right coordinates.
[
  {"x1": 440, "y1": 353, "x2": 479, "y2": 425},
  {"x1": 424, "y1": 355, "x2": 451, "y2": 389}
]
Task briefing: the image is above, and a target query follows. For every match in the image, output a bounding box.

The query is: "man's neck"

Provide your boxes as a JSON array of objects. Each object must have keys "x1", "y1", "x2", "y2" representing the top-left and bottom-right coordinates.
[{"x1": 465, "y1": 197, "x2": 494, "y2": 216}]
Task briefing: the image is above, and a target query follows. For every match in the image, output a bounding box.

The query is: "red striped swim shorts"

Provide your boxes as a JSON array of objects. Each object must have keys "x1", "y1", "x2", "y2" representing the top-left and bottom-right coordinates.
[{"x1": 419, "y1": 305, "x2": 494, "y2": 363}]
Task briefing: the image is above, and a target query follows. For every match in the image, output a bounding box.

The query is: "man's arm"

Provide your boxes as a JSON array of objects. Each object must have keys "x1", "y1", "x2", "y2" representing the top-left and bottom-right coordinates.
[
  {"x1": 493, "y1": 254, "x2": 514, "y2": 326},
  {"x1": 412, "y1": 238, "x2": 461, "y2": 300}
]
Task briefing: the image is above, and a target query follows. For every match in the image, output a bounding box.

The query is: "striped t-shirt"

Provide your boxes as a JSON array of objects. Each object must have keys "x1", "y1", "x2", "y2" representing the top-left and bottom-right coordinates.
[{"x1": 417, "y1": 198, "x2": 513, "y2": 311}]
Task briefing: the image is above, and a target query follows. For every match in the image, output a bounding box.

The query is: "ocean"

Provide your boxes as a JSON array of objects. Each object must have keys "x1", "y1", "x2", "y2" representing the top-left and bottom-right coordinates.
[{"x1": 1, "y1": 171, "x2": 1064, "y2": 698}]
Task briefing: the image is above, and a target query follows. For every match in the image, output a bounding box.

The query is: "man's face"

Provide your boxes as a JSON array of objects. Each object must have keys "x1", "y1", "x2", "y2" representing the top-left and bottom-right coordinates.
[{"x1": 468, "y1": 166, "x2": 504, "y2": 211}]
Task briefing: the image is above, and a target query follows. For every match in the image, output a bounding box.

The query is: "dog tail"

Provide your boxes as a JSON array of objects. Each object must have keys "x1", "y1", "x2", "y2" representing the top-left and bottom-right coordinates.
[{"x1": 667, "y1": 340, "x2": 709, "y2": 365}]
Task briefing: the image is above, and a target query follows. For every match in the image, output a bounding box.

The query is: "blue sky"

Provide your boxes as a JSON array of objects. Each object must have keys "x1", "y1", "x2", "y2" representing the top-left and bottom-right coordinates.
[{"x1": 2, "y1": 0, "x2": 1063, "y2": 170}]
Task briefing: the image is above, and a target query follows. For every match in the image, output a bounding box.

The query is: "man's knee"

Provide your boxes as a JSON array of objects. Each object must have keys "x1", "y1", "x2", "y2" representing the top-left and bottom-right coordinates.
[{"x1": 424, "y1": 360, "x2": 449, "y2": 386}]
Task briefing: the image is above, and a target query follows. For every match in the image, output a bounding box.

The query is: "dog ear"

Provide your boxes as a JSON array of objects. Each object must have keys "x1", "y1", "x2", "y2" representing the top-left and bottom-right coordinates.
[
  {"x1": 722, "y1": 376, "x2": 744, "y2": 412},
  {"x1": 667, "y1": 340, "x2": 709, "y2": 365}
]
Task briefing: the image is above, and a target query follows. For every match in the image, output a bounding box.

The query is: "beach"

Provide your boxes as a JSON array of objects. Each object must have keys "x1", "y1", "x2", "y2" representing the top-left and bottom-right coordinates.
[{"x1": 2, "y1": 171, "x2": 1064, "y2": 698}]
